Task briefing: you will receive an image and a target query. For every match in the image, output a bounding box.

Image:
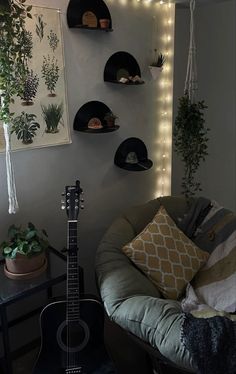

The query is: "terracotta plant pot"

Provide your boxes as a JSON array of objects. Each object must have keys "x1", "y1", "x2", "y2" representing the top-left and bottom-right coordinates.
[
  {"x1": 5, "y1": 252, "x2": 47, "y2": 279},
  {"x1": 99, "y1": 19, "x2": 110, "y2": 29}
]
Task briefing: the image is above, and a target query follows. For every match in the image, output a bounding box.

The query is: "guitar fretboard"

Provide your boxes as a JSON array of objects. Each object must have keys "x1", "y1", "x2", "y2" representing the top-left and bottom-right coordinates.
[{"x1": 67, "y1": 221, "x2": 80, "y2": 322}]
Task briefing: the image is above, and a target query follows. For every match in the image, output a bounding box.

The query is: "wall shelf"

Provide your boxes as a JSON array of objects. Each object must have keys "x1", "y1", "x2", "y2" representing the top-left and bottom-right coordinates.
[
  {"x1": 67, "y1": 0, "x2": 113, "y2": 31},
  {"x1": 73, "y1": 101, "x2": 119, "y2": 134},
  {"x1": 104, "y1": 52, "x2": 144, "y2": 85},
  {"x1": 114, "y1": 138, "x2": 153, "y2": 171}
]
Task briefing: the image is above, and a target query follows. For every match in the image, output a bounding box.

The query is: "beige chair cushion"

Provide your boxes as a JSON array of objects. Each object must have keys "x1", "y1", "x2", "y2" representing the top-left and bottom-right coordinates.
[{"x1": 122, "y1": 206, "x2": 209, "y2": 300}]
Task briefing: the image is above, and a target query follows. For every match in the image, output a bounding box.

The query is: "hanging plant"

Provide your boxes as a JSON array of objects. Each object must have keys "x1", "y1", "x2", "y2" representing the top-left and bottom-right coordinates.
[
  {"x1": 173, "y1": 95, "x2": 209, "y2": 200},
  {"x1": 0, "y1": 0, "x2": 33, "y2": 213},
  {"x1": 0, "y1": 0, "x2": 33, "y2": 123}
]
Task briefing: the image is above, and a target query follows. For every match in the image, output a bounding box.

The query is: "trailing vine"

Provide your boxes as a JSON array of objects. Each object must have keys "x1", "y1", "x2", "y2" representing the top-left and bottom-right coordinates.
[
  {"x1": 0, "y1": 0, "x2": 32, "y2": 123},
  {"x1": 173, "y1": 95, "x2": 209, "y2": 200}
]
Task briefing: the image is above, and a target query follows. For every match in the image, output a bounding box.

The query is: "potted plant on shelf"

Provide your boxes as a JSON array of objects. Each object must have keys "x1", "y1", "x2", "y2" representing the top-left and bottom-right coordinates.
[
  {"x1": 99, "y1": 18, "x2": 110, "y2": 29},
  {"x1": 104, "y1": 111, "x2": 118, "y2": 127},
  {"x1": 173, "y1": 95, "x2": 209, "y2": 201},
  {"x1": 149, "y1": 50, "x2": 165, "y2": 80},
  {"x1": 1, "y1": 222, "x2": 49, "y2": 279},
  {"x1": 11, "y1": 112, "x2": 40, "y2": 144}
]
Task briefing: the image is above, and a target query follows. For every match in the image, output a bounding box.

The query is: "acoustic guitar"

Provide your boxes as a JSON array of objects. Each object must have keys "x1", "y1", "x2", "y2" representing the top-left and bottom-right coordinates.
[{"x1": 34, "y1": 181, "x2": 115, "y2": 374}]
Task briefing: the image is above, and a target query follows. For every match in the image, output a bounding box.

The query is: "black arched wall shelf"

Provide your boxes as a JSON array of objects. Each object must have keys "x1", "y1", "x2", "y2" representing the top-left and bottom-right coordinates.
[
  {"x1": 104, "y1": 52, "x2": 144, "y2": 85},
  {"x1": 114, "y1": 137, "x2": 153, "y2": 172},
  {"x1": 73, "y1": 101, "x2": 119, "y2": 133},
  {"x1": 67, "y1": 0, "x2": 113, "y2": 31}
]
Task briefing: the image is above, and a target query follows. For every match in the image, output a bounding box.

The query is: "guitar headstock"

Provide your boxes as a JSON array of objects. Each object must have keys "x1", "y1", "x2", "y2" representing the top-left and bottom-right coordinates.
[{"x1": 61, "y1": 180, "x2": 84, "y2": 220}]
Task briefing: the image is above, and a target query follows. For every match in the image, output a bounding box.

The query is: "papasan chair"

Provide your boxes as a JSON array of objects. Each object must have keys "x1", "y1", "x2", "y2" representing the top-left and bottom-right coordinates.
[{"x1": 95, "y1": 196, "x2": 236, "y2": 374}]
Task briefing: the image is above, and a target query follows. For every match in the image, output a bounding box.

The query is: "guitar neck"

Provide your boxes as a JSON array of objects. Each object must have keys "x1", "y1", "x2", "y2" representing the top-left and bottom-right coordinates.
[{"x1": 67, "y1": 220, "x2": 80, "y2": 322}]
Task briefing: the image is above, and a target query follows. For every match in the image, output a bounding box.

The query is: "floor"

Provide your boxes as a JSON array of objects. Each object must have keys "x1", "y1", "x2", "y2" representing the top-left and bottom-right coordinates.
[
  {"x1": 10, "y1": 319, "x2": 186, "y2": 374},
  {"x1": 13, "y1": 348, "x2": 39, "y2": 374}
]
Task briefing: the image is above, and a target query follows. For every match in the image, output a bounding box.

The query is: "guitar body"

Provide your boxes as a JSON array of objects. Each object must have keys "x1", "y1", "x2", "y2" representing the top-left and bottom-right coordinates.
[{"x1": 34, "y1": 298, "x2": 113, "y2": 374}]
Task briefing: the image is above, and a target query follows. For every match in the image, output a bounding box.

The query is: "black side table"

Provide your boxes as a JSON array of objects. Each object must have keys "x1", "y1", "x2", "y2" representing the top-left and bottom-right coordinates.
[{"x1": 0, "y1": 248, "x2": 83, "y2": 374}]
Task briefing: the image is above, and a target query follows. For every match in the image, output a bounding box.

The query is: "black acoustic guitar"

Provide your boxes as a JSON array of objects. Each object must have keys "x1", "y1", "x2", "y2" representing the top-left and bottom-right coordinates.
[{"x1": 34, "y1": 181, "x2": 115, "y2": 374}]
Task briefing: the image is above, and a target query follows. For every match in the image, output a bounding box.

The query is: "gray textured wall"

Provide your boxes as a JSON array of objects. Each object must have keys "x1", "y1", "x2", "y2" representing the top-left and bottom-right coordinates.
[
  {"x1": 172, "y1": 0, "x2": 236, "y2": 211},
  {"x1": 0, "y1": 0, "x2": 174, "y2": 295}
]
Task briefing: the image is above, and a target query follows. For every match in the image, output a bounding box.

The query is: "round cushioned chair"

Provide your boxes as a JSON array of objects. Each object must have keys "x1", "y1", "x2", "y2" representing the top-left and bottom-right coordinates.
[{"x1": 95, "y1": 196, "x2": 197, "y2": 374}]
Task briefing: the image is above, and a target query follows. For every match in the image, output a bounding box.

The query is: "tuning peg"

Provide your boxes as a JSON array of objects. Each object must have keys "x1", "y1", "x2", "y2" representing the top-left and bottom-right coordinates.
[
  {"x1": 61, "y1": 197, "x2": 66, "y2": 210},
  {"x1": 80, "y1": 204, "x2": 85, "y2": 210},
  {"x1": 80, "y1": 197, "x2": 84, "y2": 203}
]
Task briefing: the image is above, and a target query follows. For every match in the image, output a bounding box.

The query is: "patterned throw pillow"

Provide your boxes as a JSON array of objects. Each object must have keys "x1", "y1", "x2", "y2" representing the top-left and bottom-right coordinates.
[{"x1": 122, "y1": 206, "x2": 209, "y2": 300}]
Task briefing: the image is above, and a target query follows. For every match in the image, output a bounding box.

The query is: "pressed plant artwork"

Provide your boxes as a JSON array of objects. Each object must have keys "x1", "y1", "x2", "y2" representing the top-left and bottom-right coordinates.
[
  {"x1": 35, "y1": 14, "x2": 46, "y2": 42},
  {"x1": 41, "y1": 103, "x2": 64, "y2": 134},
  {"x1": 0, "y1": 5, "x2": 70, "y2": 152},
  {"x1": 47, "y1": 29, "x2": 59, "y2": 52},
  {"x1": 12, "y1": 112, "x2": 40, "y2": 144},
  {"x1": 41, "y1": 55, "x2": 60, "y2": 96},
  {"x1": 20, "y1": 69, "x2": 39, "y2": 105}
]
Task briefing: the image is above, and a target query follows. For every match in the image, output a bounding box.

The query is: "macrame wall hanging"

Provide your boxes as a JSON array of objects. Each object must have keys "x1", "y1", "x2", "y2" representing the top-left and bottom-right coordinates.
[
  {"x1": 173, "y1": 0, "x2": 209, "y2": 201},
  {"x1": 4, "y1": 122, "x2": 19, "y2": 214},
  {"x1": 184, "y1": 0, "x2": 197, "y2": 102}
]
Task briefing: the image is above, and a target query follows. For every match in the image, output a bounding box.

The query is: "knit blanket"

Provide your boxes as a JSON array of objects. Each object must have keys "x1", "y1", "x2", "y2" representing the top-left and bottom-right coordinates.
[
  {"x1": 181, "y1": 313, "x2": 236, "y2": 374},
  {"x1": 181, "y1": 199, "x2": 236, "y2": 314},
  {"x1": 179, "y1": 198, "x2": 236, "y2": 374}
]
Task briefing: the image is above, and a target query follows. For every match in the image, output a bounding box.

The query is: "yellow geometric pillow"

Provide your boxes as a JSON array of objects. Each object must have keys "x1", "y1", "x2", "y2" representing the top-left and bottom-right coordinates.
[{"x1": 122, "y1": 206, "x2": 209, "y2": 300}]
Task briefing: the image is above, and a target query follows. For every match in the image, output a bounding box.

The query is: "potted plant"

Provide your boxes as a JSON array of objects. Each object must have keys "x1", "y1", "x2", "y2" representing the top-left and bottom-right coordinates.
[
  {"x1": 0, "y1": 222, "x2": 49, "y2": 279},
  {"x1": 0, "y1": 0, "x2": 33, "y2": 214},
  {"x1": 99, "y1": 18, "x2": 110, "y2": 29},
  {"x1": 41, "y1": 102, "x2": 64, "y2": 133},
  {"x1": 11, "y1": 112, "x2": 40, "y2": 144},
  {"x1": 104, "y1": 111, "x2": 118, "y2": 127},
  {"x1": 149, "y1": 50, "x2": 165, "y2": 80},
  {"x1": 173, "y1": 95, "x2": 209, "y2": 201}
]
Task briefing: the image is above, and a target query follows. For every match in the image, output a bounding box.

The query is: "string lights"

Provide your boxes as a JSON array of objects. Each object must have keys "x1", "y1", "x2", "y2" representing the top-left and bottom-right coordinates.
[
  {"x1": 155, "y1": 2, "x2": 175, "y2": 197},
  {"x1": 106, "y1": 0, "x2": 175, "y2": 198}
]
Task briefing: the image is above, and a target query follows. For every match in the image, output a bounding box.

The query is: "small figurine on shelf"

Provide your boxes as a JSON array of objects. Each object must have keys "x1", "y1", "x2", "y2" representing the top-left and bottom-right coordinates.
[
  {"x1": 149, "y1": 49, "x2": 165, "y2": 80},
  {"x1": 104, "y1": 112, "x2": 118, "y2": 127}
]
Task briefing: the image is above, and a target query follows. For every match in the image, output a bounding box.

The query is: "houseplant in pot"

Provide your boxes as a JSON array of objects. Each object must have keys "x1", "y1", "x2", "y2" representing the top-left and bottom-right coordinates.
[
  {"x1": 1, "y1": 222, "x2": 49, "y2": 279},
  {"x1": 149, "y1": 50, "x2": 165, "y2": 80},
  {"x1": 104, "y1": 111, "x2": 118, "y2": 128}
]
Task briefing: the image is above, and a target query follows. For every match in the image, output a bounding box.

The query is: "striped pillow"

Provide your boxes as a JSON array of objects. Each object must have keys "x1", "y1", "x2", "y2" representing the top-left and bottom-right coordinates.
[{"x1": 192, "y1": 229, "x2": 236, "y2": 313}]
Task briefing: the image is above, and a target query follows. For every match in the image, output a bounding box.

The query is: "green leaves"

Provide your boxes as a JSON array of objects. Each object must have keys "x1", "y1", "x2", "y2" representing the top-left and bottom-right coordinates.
[
  {"x1": 0, "y1": 0, "x2": 33, "y2": 123},
  {"x1": 1, "y1": 222, "x2": 49, "y2": 259},
  {"x1": 173, "y1": 95, "x2": 209, "y2": 201}
]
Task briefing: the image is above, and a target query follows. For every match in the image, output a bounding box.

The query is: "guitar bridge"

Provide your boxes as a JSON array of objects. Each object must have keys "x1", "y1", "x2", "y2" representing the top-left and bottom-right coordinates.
[{"x1": 65, "y1": 367, "x2": 83, "y2": 374}]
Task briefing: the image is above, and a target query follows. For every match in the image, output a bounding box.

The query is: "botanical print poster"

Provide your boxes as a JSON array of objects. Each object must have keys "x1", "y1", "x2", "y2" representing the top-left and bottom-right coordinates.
[{"x1": 0, "y1": 5, "x2": 71, "y2": 152}]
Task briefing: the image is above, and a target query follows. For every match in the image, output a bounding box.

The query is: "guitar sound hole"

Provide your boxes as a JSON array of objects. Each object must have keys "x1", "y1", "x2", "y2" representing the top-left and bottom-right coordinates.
[
  {"x1": 62, "y1": 322, "x2": 86, "y2": 348},
  {"x1": 57, "y1": 319, "x2": 90, "y2": 353}
]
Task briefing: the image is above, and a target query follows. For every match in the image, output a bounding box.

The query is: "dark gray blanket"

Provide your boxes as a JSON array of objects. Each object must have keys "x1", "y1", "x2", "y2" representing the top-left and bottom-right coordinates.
[{"x1": 181, "y1": 312, "x2": 236, "y2": 374}]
